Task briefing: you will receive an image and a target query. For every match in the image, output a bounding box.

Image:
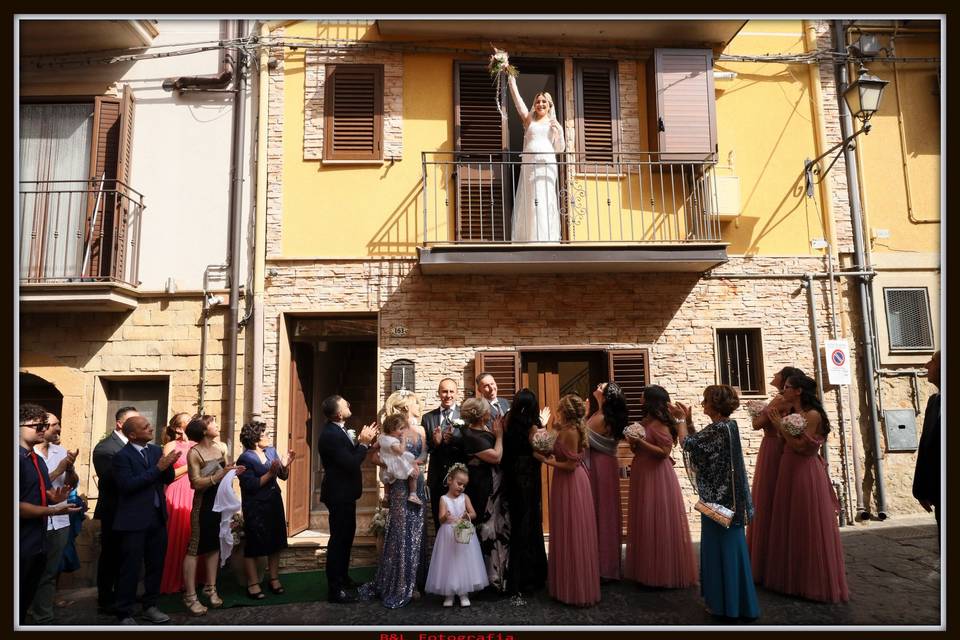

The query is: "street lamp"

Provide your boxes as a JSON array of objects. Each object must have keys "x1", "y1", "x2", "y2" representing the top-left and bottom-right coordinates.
[{"x1": 805, "y1": 63, "x2": 889, "y2": 197}]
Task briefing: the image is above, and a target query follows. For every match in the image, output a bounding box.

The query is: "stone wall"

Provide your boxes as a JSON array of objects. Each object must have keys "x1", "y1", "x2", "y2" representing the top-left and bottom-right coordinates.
[{"x1": 19, "y1": 296, "x2": 245, "y2": 587}]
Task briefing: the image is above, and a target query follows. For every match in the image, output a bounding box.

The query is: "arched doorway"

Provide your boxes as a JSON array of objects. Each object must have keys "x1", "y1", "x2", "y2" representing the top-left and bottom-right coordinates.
[{"x1": 19, "y1": 372, "x2": 64, "y2": 418}]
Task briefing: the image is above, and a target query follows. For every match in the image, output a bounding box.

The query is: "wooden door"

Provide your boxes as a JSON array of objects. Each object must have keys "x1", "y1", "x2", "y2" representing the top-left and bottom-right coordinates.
[
  {"x1": 286, "y1": 343, "x2": 311, "y2": 537},
  {"x1": 455, "y1": 62, "x2": 509, "y2": 241}
]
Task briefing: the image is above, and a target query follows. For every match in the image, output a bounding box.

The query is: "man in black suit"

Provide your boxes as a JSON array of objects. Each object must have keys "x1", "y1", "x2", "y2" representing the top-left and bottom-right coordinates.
[
  {"x1": 91, "y1": 405, "x2": 138, "y2": 614},
  {"x1": 423, "y1": 378, "x2": 466, "y2": 531},
  {"x1": 477, "y1": 372, "x2": 510, "y2": 423},
  {"x1": 317, "y1": 395, "x2": 377, "y2": 603},
  {"x1": 913, "y1": 350, "x2": 941, "y2": 538},
  {"x1": 111, "y1": 415, "x2": 180, "y2": 625}
]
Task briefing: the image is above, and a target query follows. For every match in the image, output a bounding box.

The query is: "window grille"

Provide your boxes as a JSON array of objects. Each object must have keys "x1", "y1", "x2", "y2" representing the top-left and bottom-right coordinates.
[
  {"x1": 883, "y1": 287, "x2": 934, "y2": 351},
  {"x1": 716, "y1": 328, "x2": 763, "y2": 395}
]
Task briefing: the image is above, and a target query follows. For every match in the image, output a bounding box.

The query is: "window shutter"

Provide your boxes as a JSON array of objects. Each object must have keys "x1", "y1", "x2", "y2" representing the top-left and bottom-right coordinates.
[
  {"x1": 474, "y1": 351, "x2": 520, "y2": 403},
  {"x1": 110, "y1": 85, "x2": 136, "y2": 280},
  {"x1": 323, "y1": 65, "x2": 384, "y2": 161},
  {"x1": 85, "y1": 95, "x2": 122, "y2": 278},
  {"x1": 608, "y1": 348, "x2": 650, "y2": 536},
  {"x1": 575, "y1": 61, "x2": 619, "y2": 164},
  {"x1": 651, "y1": 49, "x2": 718, "y2": 162},
  {"x1": 455, "y1": 62, "x2": 508, "y2": 241}
]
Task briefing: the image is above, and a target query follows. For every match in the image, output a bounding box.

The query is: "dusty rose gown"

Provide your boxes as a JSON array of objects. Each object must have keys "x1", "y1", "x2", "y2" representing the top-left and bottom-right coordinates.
[
  {"x1": 746, "y1": 408, "x2": 785, "y2": 584},
  {"x1": 160, "y1": 439, "x2": 195, "y2": 593},
  {"x1": 585, "y1": 430, "x2": 622, "y2": 580},
  {"x1": 548, "y1": 436, "x2": 601, "y2": 606},
  {"x1": 763, "y1": 430, "x2": 849, "y2": 603},
  {"x1": 624, "y1": 422, "x2": 698, "y2": 588}
]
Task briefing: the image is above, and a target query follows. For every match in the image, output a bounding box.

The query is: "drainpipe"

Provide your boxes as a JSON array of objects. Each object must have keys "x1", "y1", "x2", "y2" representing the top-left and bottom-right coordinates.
[
  {"x1": 249, "y1": 21, "x2": 271, "y2": 421},
  {"x1": 802, "y1": 275, "x2": 827, "y2": 452},
  {"x1": 834, "y1": 19, "x2": 887, "y2": 520},
  {"x1": 224, "y1": 20, "x2": 249, "y2": 459}
]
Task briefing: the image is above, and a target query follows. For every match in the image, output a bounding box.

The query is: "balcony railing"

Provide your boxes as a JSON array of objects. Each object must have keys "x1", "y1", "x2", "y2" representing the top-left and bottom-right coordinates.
[
  {"x1": 19, "y1": 178, "x2": 145, "y2": 287},
  {"x1": 420, "y1": 151, "x2": 723, "y2": 245}
]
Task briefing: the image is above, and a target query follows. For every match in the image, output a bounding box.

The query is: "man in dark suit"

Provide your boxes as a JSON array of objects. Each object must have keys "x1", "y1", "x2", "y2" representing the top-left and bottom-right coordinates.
[
  {"x1": 913, "y1": 350, "x2": 941, "y2": 538},
  {"x1": 91, "y1": 405, "x2": 138, "y2": 614},
  {"x1": 477, "y1": 372, "x2": 510, "y2": 423},
  {"x1": 111, "y1": 415, "x2": 180, "y2": 625},
  {"x1": 423, "y1": 378, "x2": 466, "y2": 531},
  {"x1": 317, "y1": 395, "x2": 377, "y2": 603}
]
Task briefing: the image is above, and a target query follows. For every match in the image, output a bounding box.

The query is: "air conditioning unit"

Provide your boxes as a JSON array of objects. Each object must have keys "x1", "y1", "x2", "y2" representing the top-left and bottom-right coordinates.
[{"x1": 710, "y1": 175, "x2": 741, "y2": 219}]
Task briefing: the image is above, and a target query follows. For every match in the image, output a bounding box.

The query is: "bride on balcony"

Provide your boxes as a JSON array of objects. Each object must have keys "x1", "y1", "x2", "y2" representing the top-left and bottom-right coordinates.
[{"x1": 507, "y1": 73, "x2": 565, "y2": 242}]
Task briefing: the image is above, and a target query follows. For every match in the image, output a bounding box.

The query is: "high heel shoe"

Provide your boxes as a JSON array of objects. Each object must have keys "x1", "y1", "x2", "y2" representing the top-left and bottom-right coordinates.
[
  {"x1": 201, "y1": 584, "x2": 223, "y2": 608},
  {"x1": 182, "y1": 592, "x2": 207, "y2": 616},
  {"x1": 246, "y1": 583, "x2": 266, "y2": 600},
  {"x1": 267, "y1": 578, "x2": 285, "y2": 595}
]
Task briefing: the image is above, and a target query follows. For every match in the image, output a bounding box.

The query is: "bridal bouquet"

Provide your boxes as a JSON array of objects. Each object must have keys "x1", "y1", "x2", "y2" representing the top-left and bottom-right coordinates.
[
  {"x1": 745, "y1": 400, "x2": 768, "y2": 419},
  {"x1": 530, "y1": 429, "x2": 557, "y2": 454},
  {"x1": 488, "y1": 47, "x2": 518, "y2": 118},
  {"x1": 782, "y1": 413, "x2": 808, "y2": 437},
  {"x1": 368, "y1": 505, "x2": 388, "y2": 536},
  {"x1": 623, "y1": 422, "x2": 646, "y2": 441}
]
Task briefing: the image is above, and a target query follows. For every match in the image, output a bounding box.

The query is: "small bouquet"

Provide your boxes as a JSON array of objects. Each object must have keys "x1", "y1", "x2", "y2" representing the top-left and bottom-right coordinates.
[
  {"x1": 745, "y1": 400, "x2": 768, "y2": 419},
  {"x1": 368, "y1": 505, "x2": 388, "y2": 536},
  {"x1": 230, "y1": 512, "x2": 245, "y2": 541},
  {"x1": 487, "y1": 47, "x2": 518, "y2": 79},
  {"x1": 530, "y1": 429, "x2": 557, "y2": 454},
  {"x1": 448, "y1": 418, "x2": 465, "y2": 434},
  {"x1": 488, "y1": 47, "x2": 518, "y2": 118},
  {"x1": 453, "y1": 517, "x2": 475, "y2": 544},
  {"x1": 782, "y1": 413, "x2": 808, "y2": 437},
  {"x1": 623, "y1": 422, "x2": 646, "y2": 441}
]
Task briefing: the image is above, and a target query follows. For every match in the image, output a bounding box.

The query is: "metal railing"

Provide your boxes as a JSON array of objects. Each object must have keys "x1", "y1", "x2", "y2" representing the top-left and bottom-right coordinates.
[
  {"x1": 420, "y1": 151, "x2": 723, "y2": 245},
  {"x1": 19, "y1": 178, "x2": 145, "y2": 286}
]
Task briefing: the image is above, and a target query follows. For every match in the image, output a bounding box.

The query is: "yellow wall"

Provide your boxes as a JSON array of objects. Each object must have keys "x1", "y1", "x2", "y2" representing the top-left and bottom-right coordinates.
[
  {"x1": 278, "y1": 20, "x2": 835, "y2": 259},
  {"x1": 856, "y1": 36, "x2": 941, "y2": 253}
]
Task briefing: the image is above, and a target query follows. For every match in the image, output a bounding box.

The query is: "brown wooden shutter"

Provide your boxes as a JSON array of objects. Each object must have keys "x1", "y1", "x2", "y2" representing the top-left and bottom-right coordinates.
[
  {"x1": 85, "y1": 95, "x2": 122, "y2": 278},
  {"x1": 608, "y1": 348, "x2": 650, "y2": 535},
  {"x1": 323, "y1": 64, "x2": 384, "y2": 161},
  {"x1": 650, "y1": 49, "x2": 718, "y2": 162},
  {"x1": 575, "y1": 61, "x2": 619, "y2": 164},
  {"x1": 110, "y1": 85, "x2": 136, "y2": 280},
  {"x1": 455, "y1": 62, "x2": 508, "y2": 241},
  {"x1": 474, "y1": 350, "x2": 520, "y2": 403}
]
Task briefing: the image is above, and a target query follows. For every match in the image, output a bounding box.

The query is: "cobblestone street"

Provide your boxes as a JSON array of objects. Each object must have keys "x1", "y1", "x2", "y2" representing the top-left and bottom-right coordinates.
[{"x1": 45, "y1": 514, "x2": 940, "y2": 629}]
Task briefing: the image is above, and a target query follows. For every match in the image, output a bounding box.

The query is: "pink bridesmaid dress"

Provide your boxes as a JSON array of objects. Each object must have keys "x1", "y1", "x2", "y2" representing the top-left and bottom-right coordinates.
[
  {"x1": 548, "y1": 437, "x2": 601, "y2": 606},
  {"x1": 585, "y1": 432, "x2": 622, "y2": 580},
  {"x1": 624, "y1": 422, "x2": 698, "y2": 588},
  {"x1": 763, "y1": 431, "x2": 849, "y2": 603},
  {"x1": 160, "y1": 439, "x2": 195, "y2": 594},
  {"x1": 746, "y1": 409, "x2": 785, "y2": 583}
]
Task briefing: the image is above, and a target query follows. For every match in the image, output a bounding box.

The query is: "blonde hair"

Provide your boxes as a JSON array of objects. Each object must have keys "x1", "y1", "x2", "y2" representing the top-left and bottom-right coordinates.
[
  {"x1": 381, "y1": 413, "x2": 407, "y2": 436},
  {"x1": 460, "y1": 397, "x2": 491, "y2": 425},
  {"x1": 384, "y1": 389, "x2": 421, "y2": 421},
  {"x1": 557, "y1": 394, "x2": 588, "y2": 450},
  {"x1": 532, "y1": 91, "x2": 556, "y2": 122},
  {"x1": 444, "y1": 462, "x2": 469, "y2": 486}
]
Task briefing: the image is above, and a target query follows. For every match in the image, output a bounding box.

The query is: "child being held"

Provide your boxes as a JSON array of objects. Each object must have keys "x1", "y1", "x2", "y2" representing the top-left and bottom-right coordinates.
[
  {"x1": 377, "y1": 414, "x2": 422, "y2": 505},
  {"x1": 424, "y1": 463, "x2": 488, "y2": 606}
]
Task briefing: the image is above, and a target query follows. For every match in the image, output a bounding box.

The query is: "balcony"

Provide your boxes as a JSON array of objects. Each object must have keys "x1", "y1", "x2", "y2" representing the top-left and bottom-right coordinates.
[
  {"x1": 19, "y1": 179, "x2": 145, "y2": 311},
  {"x1": 417, "y1": 151, "x2": 729, "y2": 274}
]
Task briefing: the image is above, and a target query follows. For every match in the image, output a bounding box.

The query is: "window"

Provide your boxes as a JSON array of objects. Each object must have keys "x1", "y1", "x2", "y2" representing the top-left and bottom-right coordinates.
[
  {"x1": 574, "y1": 60, "x2": 619, "y2": 165},
  {"x1": 883, "y1": 287, "x2": 934, "y2": 351},
  {"x1": 102, "y1": 378, "x2": 169, "y2": 444},
  {"x1": 649, "y1": 49, "x2": 718, "y2": 162},
  {"x1": 19, "y1": 88, "x2": 135, "y2": 282},
  {"x1": 323, "y1": 64, "x2": 384, "y2": 161},
  {"x1": 716, "y1": 329, "x2": 764, "y2": 395}
]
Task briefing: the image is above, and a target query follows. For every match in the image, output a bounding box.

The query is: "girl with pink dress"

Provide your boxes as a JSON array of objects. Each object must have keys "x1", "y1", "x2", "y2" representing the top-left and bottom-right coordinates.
[
  {"x1": 536, "y1": 394, "x2": 600, "y2": 607},
  {"x1": 624, "y1": 385, "x2": 698, "y2": 588},
  {"x1": 746, "y1": 366, "x2": 805, "y2": 584},
  {"x1": 764, "y1": 374, "x2": 849, "y2": 603},
  {"x1": 584, "y1": 382, "x2": 628, "y2": 581},
  {"x1": 160, "y1": 413, "x2": 196, "y2": 594}
]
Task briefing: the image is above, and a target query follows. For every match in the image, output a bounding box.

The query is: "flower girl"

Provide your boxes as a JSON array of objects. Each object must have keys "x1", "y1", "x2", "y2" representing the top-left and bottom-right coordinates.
[
  {"x1": 378, "y1": 414, "x2": 422, "y2": 505},
  {"x1": 425, "y1": 463, "x2": 489, "y2": 606}
]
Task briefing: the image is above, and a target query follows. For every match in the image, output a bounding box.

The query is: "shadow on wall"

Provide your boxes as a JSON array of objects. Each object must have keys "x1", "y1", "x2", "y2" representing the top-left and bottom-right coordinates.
[{"x1": 367, "y1": 180, "x2": 424, "y2": 256}]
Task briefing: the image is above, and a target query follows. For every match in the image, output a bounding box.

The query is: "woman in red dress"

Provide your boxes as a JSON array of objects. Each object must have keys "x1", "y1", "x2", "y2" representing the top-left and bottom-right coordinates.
[
  {"x1": 746, "y1": 366, "x2": 804, "y2": 583},
  {"x1": 624, "y1": 385, "x2": 697, "y2": 588},
  {"x1": 159, "y1": 412, "x2": 196, "y2": 594},
  {"x1": 763, "y1": 374, "x2": 849, "y2": 603},
  {"x1": 536, "y1": 394, "x2": 600, "y2": 606}
]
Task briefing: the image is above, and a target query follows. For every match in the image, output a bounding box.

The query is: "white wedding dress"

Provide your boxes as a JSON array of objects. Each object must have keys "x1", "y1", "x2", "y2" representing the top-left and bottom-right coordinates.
[{"x1": 509, "y1": 79, "x2": 564, "y2": 242}]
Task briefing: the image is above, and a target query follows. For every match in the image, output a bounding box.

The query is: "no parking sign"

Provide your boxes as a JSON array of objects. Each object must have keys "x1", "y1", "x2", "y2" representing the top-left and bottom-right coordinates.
[{"x1": 825, "y1": 339, "x2": 851, "y2": 385}]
